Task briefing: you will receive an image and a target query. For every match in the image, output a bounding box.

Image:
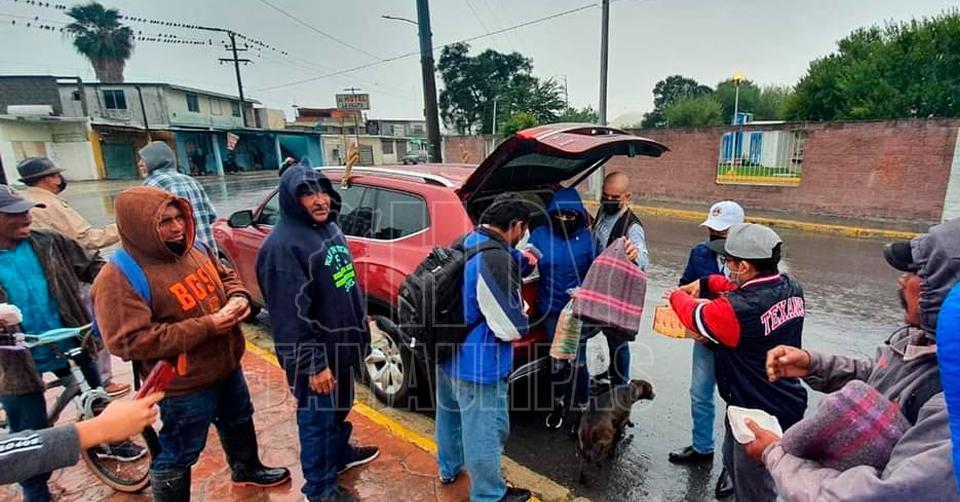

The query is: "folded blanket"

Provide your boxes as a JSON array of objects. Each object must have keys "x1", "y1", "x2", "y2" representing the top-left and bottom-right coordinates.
[
  {"x1": 573, "y1": 239, "x2": 647, "y2": 340},
  {"x1": 781, "y1": 380, "x2": 910, "y2": 471}
]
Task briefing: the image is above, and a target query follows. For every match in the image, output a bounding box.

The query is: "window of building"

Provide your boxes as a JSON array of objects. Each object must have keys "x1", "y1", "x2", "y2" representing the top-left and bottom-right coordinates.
[
  {"x1": 103, "y1": 90, "x2": 127, "y2": 110},
  {"x1": 186, "y1": 93, "x2": 200, "y2": 113},
  {"x1": 231, "y1": 101, "x2": 241, "y2": 117},
  {"x1": 715, "y1": 129, "x2": 805, "y2": 187},
  {"x1": 382, "y1": 138, "x2": 394, "y2": 154},
  {"x1": 211, "y1": 99, "x2": 223, "y2": 116},
  {"x1": 411, "y1": 124, "x2": 425, "y2": 135},
  {"x1": 371, "y1": 188, "x2": 429, "y2": 240}
]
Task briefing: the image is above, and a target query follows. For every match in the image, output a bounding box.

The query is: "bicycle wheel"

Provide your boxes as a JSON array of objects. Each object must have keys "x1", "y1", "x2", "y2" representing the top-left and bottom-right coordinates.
[{"x1": 78, "y1": 403, "x2": 154, "y2": 493}]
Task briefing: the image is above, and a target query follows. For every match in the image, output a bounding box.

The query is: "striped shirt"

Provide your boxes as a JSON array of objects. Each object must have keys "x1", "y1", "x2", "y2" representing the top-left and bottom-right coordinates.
[{"x1": 144, "y1": 169, "x2": 219, "y2": 252}]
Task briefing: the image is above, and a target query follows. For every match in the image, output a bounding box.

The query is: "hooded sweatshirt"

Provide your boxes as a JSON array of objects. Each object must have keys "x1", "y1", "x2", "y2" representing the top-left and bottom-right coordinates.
[
  {"x1": 527, "y1": 187, "x2": 596, "y2": 316},
  {"x1": 91, "y1": 187, "x2": 249, "y2": 396},
  {"x1": 255, "y1": 165, "x2": 369, "y2": 384},
  {"x1": 762, "y1": 218, "x2": 960, "y2": 501},
  {"x1": 140, "y1": 141, "x2": 219, "y2": 252}
]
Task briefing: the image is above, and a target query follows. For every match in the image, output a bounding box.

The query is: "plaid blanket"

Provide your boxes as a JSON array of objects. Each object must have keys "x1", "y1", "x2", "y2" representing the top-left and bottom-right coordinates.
[
  {"x1": 781, "y1": 380, "x2": 910, "y2": 471},
  {"x1": 573, "y1": 239, "x2": 646, "y2": 339}
]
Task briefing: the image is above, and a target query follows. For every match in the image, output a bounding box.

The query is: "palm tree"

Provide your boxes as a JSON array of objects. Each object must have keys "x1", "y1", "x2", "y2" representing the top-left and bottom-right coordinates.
[{"x1": 65, "y1": 2, "x2": 134, "y2": 82}]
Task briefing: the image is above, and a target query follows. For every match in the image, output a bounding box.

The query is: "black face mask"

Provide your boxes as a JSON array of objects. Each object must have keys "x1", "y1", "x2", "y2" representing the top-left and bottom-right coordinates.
[
  {"x1": 551, "y1": 215, "x2": 582, "y2": 237},
  {"x1": 601, "y1": 199, "x2": 621, "y2": 215},
  {"x1": 166, "y1": 240, "x2": 187, "y2": 255},
  {"x1": 57, "y1": 178, "x2": 68, "y2": 193}
]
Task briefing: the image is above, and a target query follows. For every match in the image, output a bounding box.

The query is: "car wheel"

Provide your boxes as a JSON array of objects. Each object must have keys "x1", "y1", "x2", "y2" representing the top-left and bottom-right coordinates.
[{"x1": 364, "y1": 316, "x2": 416, "y2": 408}]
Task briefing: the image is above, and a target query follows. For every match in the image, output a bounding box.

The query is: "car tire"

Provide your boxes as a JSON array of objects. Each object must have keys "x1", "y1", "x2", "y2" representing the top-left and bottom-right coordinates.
[{"x1": 363, "y1": 315, "x2": 424, "y2": 409}]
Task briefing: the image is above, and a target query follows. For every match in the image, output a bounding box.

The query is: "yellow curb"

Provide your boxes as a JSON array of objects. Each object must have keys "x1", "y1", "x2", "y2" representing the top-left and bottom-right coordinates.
[
  {"x1": 243, "y1": 340, "x2": 550, "y2": 501},
  {"x1": 583, "y1": 201, "x2": 919, "y2": 240}
]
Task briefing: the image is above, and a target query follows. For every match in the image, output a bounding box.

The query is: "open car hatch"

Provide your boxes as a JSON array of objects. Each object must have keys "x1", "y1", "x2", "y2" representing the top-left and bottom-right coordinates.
[{"x1": 457, "y1": 123, "x2": 669, "y2": 204}]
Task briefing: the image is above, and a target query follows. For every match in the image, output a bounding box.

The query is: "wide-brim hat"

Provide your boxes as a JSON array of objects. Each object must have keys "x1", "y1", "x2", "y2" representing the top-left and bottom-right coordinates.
[{"x1": 17, "y1": 157, "x2": 63, "y2": 183}]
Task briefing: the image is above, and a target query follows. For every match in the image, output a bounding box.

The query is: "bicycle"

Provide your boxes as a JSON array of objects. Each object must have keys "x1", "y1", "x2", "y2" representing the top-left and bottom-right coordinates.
[{"x1": 0, "y1": 325, "x2": 155, "y2": 493}]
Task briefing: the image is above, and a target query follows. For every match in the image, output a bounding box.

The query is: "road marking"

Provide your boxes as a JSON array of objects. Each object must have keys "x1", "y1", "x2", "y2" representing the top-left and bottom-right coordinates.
[
  {"x1": 584, "y1": 202, "x2": 920, "y2": 240},
  {"x1": 243, "y1": 340, "x2": 555, "y2": 500}
]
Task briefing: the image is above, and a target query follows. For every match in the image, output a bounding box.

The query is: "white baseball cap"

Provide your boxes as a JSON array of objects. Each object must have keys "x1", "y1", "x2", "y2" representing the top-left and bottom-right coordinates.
[{"x1": 701, "y1": 201, "x2": 745, "y2": 231}]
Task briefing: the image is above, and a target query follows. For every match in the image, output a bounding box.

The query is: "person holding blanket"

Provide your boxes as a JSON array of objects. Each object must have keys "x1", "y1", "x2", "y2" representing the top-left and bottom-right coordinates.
[{"x1": 526, "y1": 188, "x2": 596, "y2": 432}]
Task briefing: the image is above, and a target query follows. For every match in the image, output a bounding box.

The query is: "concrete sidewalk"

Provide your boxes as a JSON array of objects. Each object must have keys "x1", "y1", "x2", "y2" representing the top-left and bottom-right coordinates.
[{"x1": 1, "y1": 349, "x2": 471, "y2": 502}]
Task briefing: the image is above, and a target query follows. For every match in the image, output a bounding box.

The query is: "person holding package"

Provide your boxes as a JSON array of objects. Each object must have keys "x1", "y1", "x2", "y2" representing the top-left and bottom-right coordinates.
[
  {"x1": 668, "y1": 223, "x2": 807, "y2": 502},
  {"x1": 745, "y1": 218, "x2": 960, "y2": 502},
  {"x1": 92, "y1": 186, "x2": 289, "y2": 501}
]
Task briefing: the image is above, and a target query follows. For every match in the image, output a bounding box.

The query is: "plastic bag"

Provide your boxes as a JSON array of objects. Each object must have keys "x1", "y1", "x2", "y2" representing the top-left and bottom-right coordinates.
[
  {"x1": 550, "y1": 298, "x2": 582, "y2": 361},
  {"x1": 727, "y1": 406, "x2": 783, "y2": 444}
]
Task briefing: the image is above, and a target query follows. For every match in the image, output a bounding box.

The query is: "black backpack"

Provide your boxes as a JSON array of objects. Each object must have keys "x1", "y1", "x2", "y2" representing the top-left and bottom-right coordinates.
[{"x1": 397, "y1": 237, "x2": 501, "y2": 364}]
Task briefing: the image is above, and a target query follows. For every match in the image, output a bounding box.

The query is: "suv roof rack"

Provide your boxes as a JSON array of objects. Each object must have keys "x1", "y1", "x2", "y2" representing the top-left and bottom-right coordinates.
[{"x1": 319, "y1": 166, "x2": 454, "y2": 187}]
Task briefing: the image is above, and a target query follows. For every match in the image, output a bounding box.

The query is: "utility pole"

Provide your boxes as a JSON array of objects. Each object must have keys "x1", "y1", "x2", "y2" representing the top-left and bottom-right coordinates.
[
  {"x1": 219, "y1": 31, "x2": 252, "y2": 127},
  {"x1": 598, "y1": 0, "x2": 610, "y2": 126},
  {"x1": 416, "y1": 0, "x2": 443, "y2": 163},
  {"x1": 343, "y1": 86, "x2": 362, "y2": 145},
  {"x1": 593, "y1": 0, "x2": 611, "y2": 199}
]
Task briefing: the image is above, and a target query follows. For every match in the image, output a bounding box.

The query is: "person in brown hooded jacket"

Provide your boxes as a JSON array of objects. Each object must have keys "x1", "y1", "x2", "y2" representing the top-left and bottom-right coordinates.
[{"x1": 91, "y1": 186, "x2": 290, "y2": 501}]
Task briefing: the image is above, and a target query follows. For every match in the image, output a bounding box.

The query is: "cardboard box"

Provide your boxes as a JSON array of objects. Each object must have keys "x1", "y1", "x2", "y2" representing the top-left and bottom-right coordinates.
[{"x1": 653, "y1": 305, "x2": 687, "y2": 339}]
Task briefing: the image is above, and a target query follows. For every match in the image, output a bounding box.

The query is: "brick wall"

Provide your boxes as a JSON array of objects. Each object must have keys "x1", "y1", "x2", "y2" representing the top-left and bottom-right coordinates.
[
  {"x1": 0, "y1": 76, "x2": 62, "y2": 116},
  {"x1": 442, "y1": 135, "x2": 493, "y2": 164},
  {"x1": 611, "y1": 119, "x2": 960, "y2": 225}
]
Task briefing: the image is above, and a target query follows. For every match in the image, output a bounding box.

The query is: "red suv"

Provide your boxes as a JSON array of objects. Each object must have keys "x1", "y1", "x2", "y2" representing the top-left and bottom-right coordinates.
[{"x1": 214, "y1": 124, "x2": 667, "y2": 408}]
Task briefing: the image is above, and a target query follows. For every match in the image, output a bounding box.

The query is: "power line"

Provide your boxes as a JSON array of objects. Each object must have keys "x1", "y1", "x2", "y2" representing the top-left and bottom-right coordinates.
[
  {"x1": 254, "y1": 0, "x2": 383, "y2": 61},
  {"x1": 252, "y1": 2, "x2": 599, "y2": 93},
  {"x1": 463, "y1": 0, "x2": 501, "y2": 50}
]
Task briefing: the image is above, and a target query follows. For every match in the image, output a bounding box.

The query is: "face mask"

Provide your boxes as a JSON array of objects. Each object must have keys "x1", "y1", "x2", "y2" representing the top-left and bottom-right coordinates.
[
  {"x1": 601, "y1": 199, "x2": 621, "y2": 215},
  {"x1": 726, "y1": 261, "x2": 744, "y2": 285},
  {"x1": 709, "y1": 233, "x2": 725, "y2": 242},
  {"x1": 57, "y1": 178, "x2": 68, "y2": 193},
  {"x1": 166, "y1": 240, "x2": 187, "y2": 255},
  {"x1": 551, "y1": 216, "x2": 581, "y2": 237}
]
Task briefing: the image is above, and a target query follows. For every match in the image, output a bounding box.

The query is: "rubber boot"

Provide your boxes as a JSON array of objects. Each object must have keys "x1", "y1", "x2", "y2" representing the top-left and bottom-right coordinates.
[
  {"x1": 217, "y1": 420, "x2": 291, "y2": 487},
  {"x1": 151, "y1": 468, "x2": 191, "y2": 502}
]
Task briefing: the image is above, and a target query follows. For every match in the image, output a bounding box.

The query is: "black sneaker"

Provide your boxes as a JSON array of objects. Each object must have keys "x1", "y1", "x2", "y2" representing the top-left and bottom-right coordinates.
[
  {"x1": 94, "y1": 441, "x2": 147, "y2": 462},
  {"x1": 307, "y1": 486, "x2": 358, "y2": 502},
  {"x1": 337, "y1": 445, "x2": 380, "y2": 474},
  {"x1": 439, "y1": 471, "x2": 460, "y2": 485},
  {"x1": 668, "y1": 445, "x2": 714, "y2": 464},
  {"x1": 499, "y1": 487, "x2": 532, "y2": 502}
]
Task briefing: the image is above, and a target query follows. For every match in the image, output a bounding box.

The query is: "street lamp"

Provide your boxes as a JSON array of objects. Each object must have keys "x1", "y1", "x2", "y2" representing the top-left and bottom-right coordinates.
[
  {"x1": 732, "y1": 71, "x2": 745, "y2": 125},
  {"x1": 381, "y1": 14, "x2": 418, "y2": 26}
]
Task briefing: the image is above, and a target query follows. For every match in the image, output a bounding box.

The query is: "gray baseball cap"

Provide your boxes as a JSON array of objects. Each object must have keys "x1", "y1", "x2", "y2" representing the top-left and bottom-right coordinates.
[
  {"x1": 724, "y1": 223, "x2": 782, "y2": 260},
  {"x1": 0, "y1": 185, "x2": 43, "y2": 214}
]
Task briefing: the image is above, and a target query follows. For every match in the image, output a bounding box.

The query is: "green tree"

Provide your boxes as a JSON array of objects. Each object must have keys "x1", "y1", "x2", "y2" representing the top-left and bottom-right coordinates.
[
  {"x1": 65, "y1": 1, "x2": 134, "y2": 82},
  {"x1": 557, "y1": 105, "x2": 599, "y2": 123},
  {"x1": 499, "y1": 112, "x2": 539, "y2": 137},
  {"x1": 641, "y1": 75, "x2": 713, "y2": 128},
  {"x1": 754, "y1": 85, "x2": 793, "y2": 120},
  {"x1": 714, "y1": 78, "x2": 761, "y2": 124},
  {"x1": 438, "y1": 42, "x2": 563, "y2": 134},
  {"x1": 785, "y1": 11, "x2": 960, "y2": 120},
  {"x1": 663, "y1": 95, "x2": 724, "y2": 127}
]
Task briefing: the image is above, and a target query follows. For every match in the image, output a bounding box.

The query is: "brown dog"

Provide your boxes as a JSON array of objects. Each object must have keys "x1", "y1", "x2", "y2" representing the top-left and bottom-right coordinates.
[{"x1": 577, "y1": 379, "x2": 655, "y2": 484}]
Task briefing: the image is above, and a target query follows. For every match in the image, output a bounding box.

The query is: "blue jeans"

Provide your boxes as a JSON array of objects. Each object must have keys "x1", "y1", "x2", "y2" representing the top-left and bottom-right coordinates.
[
  {"x1": 543, "y1": 315, "x2": 589, "y2": 410},
  {"x1": 151, "y1": 367, "x2": 254, "y2": 471},
  {"x1": 690, "y1": 342, "x2": 717, "y2": 453},
  {"x1": 607, "y1": 334, "x2": 631, "y2": 386},
  {"x1": 435, "y1": 370, "x2": 509, "y2": 502},
  {"x1": 287, "y1": 365, "x2": 356, "y2": 501},
  {"x1": 0, "y1": 354, "x2": 101, "y2": 502}
]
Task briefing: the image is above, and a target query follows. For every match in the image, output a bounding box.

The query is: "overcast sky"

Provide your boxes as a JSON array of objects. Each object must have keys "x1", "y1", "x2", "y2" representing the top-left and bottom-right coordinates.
[{"x1": 0, "y1": 0, "x2": 955, "y2": 124}]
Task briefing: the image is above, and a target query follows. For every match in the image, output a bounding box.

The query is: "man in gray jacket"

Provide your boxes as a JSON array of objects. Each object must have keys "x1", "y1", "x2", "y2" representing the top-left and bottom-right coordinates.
[{"x1": 747, "y1": 217, "x2": 960, "y2": 501}]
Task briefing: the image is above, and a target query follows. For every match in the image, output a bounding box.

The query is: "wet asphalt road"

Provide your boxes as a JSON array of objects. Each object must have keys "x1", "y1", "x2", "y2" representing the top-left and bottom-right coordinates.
[{"x1": 62, "y1": 173, "x2": 904, "y2": 501}]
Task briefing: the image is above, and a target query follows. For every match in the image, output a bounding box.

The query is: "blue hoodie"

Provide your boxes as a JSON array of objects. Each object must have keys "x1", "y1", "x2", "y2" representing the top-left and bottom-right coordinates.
[
  {"x1": 255, "y1": 165, "x2": 369, "y2": 386},
  {"x1": 527, "y1": 188, "x2": 596, "y2": 317},
  {"x1": 441, "y1": 227, "x2": 530, "y2": 384}
]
